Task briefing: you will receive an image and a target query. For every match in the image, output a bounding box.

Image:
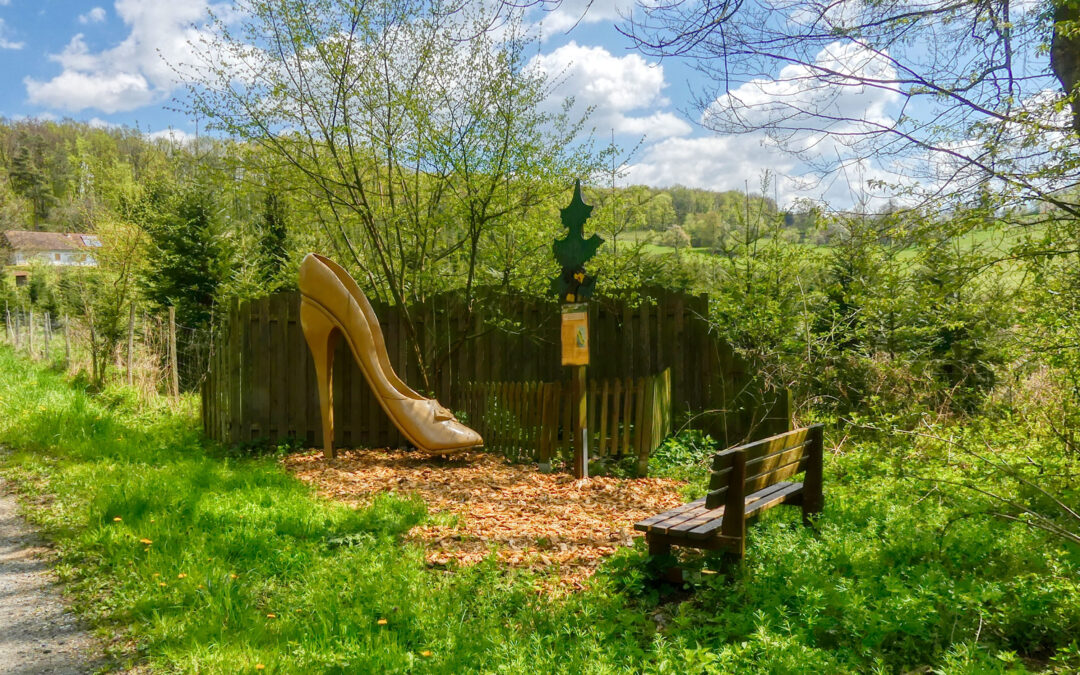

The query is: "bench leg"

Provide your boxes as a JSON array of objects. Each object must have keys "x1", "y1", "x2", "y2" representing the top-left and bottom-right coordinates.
[
  {"x1": 801, "y1": 497, "x2": 824, "y2": 527},
  {"x1": 647, "y1": 536, "x2": 684, "y2": 583},
  {"x1": 648, "y1": 536, "x2": 671, "y2": 558}
]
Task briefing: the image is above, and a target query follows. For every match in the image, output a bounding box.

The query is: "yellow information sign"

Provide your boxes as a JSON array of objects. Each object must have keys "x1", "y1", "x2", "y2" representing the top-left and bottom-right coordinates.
[{"x1": 561, "y1": 304, "x2": 589, "y2": 366}]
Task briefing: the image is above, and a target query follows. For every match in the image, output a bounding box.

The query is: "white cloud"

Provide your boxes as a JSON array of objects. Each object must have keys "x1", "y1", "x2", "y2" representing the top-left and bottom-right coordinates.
[
  {"x1": 627, "y1": 136, "x2": 792, "y2": 194},
  {"x1": 26, "y1": 70, "x2": 157, "y2": 114},
  {"x1": 621, "y1": 41, "x2": 911, "y2": 208},
  {"x1": 625, "y1": 134, "x2": 899, "y2": 209},
  {"x1": 25, "y1": 1, "x2": 223, "y2": 113},
  {"x1": 528, "y1": 42, "x2": 691, "y2": 140},
  {"x1": 147, "y1": 128, "x2": 196, "y2": 145},
  {"x1": 703, "y1": 41, "x2": 899, "y2": 145},
  {"x1": 535, "y1": 0, "x2": 634, "y2": 36},
  {"x1": 625, "y1": 40, "x2": 902, "y2": 208},
  {"x1": 79, "y1": 7, "x2": 107, "y2": 24},
  {"x1": 0, "y1": 18, "x2": 23, "y2": 50}
]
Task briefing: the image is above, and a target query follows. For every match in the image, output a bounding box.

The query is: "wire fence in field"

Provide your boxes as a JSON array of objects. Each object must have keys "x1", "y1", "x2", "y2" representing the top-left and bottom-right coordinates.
[{"x1": 1, "y1": 304, "x2": 212, "y2": 398}]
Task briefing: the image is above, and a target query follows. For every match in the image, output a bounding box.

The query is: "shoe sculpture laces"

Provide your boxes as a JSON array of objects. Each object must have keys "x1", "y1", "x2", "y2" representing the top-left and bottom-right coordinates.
[{"x1": 298, "y1": 253, "x2": 483, "y2": 457}]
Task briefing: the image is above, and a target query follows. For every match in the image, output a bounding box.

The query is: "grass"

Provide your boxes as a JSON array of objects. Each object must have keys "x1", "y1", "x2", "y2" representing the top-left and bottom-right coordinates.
[{"x1": 0, "y1": 347, "x2": 1078, "y2": 672}]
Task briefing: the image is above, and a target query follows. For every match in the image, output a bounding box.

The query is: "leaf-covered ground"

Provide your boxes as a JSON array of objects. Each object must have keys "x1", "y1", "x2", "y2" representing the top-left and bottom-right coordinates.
[{"x1": 283, "y1": 449, "x2": 685, "y2": 589}]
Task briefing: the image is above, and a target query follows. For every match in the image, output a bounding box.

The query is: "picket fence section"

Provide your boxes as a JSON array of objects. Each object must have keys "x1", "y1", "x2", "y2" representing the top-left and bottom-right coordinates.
[
  {"x1": 461, "y1": 369, "x2": 671, "y2": 471},
  {"x1": 202, "y1": 289, "x2": 788, "y2": 456}
]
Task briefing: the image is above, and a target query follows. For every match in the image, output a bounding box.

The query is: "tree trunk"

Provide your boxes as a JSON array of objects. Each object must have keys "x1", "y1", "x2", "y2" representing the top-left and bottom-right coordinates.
[{"x1": 1052, "y1": 1, "x2": 1080, "y2": 131}]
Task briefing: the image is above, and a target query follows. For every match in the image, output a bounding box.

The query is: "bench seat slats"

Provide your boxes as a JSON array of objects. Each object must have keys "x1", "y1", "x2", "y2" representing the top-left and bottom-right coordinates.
[
  {"x1": 634, "y1": 481, "x2": 803, "y2": 538},
  {"x1": 685, "y1": 482, "x2": 802, "y2": 540},
  {"x1": 639, "y1": 499, "x2": 711, "y2": 534},
  {"x1": 633, "y1": 498, "x2": 706, "y2": 529},
  {"x1": 632, "y1": 499, "x2": 707, "y2": 532}
]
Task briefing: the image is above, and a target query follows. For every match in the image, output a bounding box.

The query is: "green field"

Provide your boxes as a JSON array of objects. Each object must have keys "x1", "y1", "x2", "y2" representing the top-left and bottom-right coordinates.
[{"x1": 0, "y1": 349, "x2": 1077, "y2": 672}]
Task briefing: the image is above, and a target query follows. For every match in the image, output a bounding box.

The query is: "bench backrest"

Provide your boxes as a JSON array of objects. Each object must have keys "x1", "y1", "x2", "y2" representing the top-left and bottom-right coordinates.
[{"x1": 706, "y1": 425, "x2": 824, "y2": 511}]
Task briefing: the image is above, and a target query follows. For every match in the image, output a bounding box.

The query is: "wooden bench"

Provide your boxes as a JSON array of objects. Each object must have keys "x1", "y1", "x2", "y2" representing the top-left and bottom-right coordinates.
[{"x1": 634, "y1": 425, "x2": 824, "y2": 576}]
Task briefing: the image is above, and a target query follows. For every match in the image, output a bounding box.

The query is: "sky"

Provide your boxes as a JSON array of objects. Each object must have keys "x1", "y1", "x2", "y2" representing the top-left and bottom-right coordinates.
[{"x1": 0, "y1": 0, "x2": 910, "y2": 207}]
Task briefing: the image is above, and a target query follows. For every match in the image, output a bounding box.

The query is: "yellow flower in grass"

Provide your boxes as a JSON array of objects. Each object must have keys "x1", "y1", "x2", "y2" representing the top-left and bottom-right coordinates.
[
  {"x1": 420, "y1": 650, "x2": 433, "y2": 657},
  {"x1": 177, "y1": 573, "x2": 187, "y2": 579},
  {"x1": 159, "y1": 582, "x2": 166, "y2": 588},
  {"x1": 266, "y1": 613, "x2": 276, "y2": 619},
  {"x1": 376, "y1": 619, "x2": 387, "y2": 625},
  {"x1": 139, "y1": 538, "x2": 152, "y2": 545},
  {"x1": 255, "y1": 665, "x2": 265, "y2": 671},
  {"x1": 112, "y1": 516, "x2": 122, "y2": 522}
]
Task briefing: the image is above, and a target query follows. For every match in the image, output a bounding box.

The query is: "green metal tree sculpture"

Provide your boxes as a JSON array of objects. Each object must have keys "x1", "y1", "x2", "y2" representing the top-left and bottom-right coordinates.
[{"x1": 551, "y1": 180, "x2": 604, "y2": 303}]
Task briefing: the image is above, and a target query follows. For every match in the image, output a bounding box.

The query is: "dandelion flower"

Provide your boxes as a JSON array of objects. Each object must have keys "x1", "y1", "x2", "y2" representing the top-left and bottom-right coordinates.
[
  {"x1": 266, "y1": 613, "x2": 276, "y2": 619},
  {"x1": 113, "y1": 516, "x2": 122, "y2": 522},
  {"x1": 376, "y1": 619, "x2": 387, "y2": 625},
  {"x1": 139, "y1": 538, "x2": 152, "y2": 545},
  {"x1": 152, "y1": 573, "x2": 160, "y2": 578},
  {"x1": 177, "y1": 573, "x2": 187, "y2": 579},
  {"x1": 159, "y1": 582, "x2": 166, "y2": 587},
  {"x1": 421, "y1": 650, "x2": 432, "y2": 657},
  {"x1": 255, "y1": 665, "x2": 265, "y2": 671},
  {"x1": 230, "y1": 573, "x2": 238, "y2": 580}
]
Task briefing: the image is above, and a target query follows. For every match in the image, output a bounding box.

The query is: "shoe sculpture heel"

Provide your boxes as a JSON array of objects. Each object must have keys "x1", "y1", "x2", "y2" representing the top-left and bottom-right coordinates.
[
  {"x1": 299, "y1": 299, "x2": 341, "y2": 458},
  {"x1": 298, "y1": 253, "x2": 483, "y2": 457}
]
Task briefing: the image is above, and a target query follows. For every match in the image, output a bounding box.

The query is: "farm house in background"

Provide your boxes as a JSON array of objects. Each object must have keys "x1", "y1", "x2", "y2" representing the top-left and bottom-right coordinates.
[{"x1": 1, "y1": 230, "x2": 101, "y2": 285}]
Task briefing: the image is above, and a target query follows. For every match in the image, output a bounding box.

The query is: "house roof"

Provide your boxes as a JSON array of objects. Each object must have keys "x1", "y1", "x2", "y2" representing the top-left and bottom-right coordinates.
[{"x1": 2, "y1": 230, "x2": 101, "y2": 252}]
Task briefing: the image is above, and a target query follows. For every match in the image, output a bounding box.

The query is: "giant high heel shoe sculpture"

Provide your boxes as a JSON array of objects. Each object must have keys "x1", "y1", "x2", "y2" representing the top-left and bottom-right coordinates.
[{"x1": 299, "y1": 253, "x2": 483, "y2": 457}]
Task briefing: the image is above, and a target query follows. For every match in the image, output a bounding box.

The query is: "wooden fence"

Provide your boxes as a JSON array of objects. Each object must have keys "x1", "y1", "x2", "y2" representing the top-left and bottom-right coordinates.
[
  {"x1": 461, "y1": 369, "x2": 671, "y2": 472},
  {"x1": 202, "y1": 289, "x2": 789, "y2": 453}
]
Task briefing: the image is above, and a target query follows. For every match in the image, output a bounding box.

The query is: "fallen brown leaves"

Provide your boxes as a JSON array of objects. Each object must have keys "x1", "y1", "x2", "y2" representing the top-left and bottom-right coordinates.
[{"x1": 282, "y1": 448, "x2": 686, "y2": 590}]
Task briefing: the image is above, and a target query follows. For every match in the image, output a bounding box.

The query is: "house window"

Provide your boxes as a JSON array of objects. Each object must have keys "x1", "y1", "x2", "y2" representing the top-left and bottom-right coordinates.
[
  {"x1": 15, "y1": 272, "x2": 27, "y2": 287},
  {"x1": 54, "y1": 253, "x2": 61, "y2": 262}
]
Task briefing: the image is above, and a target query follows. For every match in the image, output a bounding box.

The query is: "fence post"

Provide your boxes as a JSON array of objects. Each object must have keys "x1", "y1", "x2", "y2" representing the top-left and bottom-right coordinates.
[
  {"x1": 28, "y1": 310, "x2": 34, "y2": 358},
  {"x1": 126, "y1": 303, "x2": 135, "y2": 386},
  {"x1": 13, "y1": 311, "x2": 19, "y2": 348},
  {"x1": 169, "y1": 306, "x2": 179, "y2": 399},
  {"x1": 43, "y1": 312, "x2": 50, "y2": 362},
  {"x1": 63, "y1": 315, "x2": 71, "y2": 365}
]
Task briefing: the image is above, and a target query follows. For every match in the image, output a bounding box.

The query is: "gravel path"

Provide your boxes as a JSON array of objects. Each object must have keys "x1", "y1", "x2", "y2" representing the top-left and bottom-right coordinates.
[{"x1": 0, "y1": 483, "x2": 101, "y2": 674}]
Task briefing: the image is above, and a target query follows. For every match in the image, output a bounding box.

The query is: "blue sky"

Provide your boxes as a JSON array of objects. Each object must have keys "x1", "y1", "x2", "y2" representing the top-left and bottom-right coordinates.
[{"x1": 0, "y1": 0, "x2": 911, "y2": 207}]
